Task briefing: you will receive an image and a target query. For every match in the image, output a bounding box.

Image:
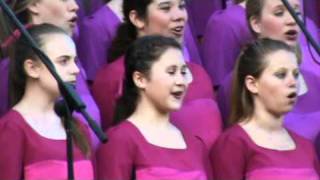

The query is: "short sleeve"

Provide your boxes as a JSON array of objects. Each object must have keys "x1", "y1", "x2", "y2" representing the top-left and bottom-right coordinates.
[
  {"x1": 210, "y1": 129, "x2": 248, "y2": 180},
  {"x1": 0, "y1": 118, "x2": 25, "y2": 179},
  {"x1": 96, "y1": 127, "x2": 135, "y2": 180}
]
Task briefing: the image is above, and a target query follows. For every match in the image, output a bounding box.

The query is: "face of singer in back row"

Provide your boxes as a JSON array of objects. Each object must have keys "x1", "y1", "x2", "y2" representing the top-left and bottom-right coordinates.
[
  {"x1": 135, "y1": 0, "x2": 188, "y2": 43},
  {"x1": 250, "y1": 0, "x2": 301, "y2": 47},
  {"x1": 29, "y1": 0, "x2": 79, "y2": 35}
]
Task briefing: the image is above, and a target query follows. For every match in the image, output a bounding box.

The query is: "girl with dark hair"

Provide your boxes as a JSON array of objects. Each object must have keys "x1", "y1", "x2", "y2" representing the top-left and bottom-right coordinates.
[
  {"x1": 78, "y1": 0, "x2": 202, "y2": 81},
  {"x1": 211, "y1": 38, "x2": 320, "y2": 180},
  {"x1": 0, "y1": 0, "x2": 101, "y2": 143},
  {"x1": 0, "y1": 24, "x2": 94, "y2": 180},
  {"x1": 92, "y1": 0, "x2": 216, "y2": 131},
  {"x1": 97, "y1": 35, "x2": 210, "y2": 180}
]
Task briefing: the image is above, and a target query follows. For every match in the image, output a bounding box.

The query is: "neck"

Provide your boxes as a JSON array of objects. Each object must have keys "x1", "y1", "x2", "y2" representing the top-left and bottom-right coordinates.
[
  {"x1": 129, "y1": 97, "x2": 170, "y2": 127},
  {"x1": 248, "y1": 101, "x2": 284, "y2": 132},
  {"x1": 14, "y1": 81, "x2": 57, "y2": 115}
]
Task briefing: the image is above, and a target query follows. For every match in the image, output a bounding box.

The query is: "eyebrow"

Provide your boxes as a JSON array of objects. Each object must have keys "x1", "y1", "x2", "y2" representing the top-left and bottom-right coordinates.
[{"x1": 273, "y1": 3, "x2": 300, "y2": 10}]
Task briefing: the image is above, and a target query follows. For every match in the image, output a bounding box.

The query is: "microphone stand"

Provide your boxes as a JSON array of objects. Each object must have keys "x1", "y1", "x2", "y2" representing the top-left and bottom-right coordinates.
[
  {"x1": 55, "y1": 99, "x2": 75, "y2": 179},
  {"x1": 280, "y1": 0, "x2": 320, "y2": 60},
  {"x1": 0, "y1": 1, "x2": 108, "y2": 179}
]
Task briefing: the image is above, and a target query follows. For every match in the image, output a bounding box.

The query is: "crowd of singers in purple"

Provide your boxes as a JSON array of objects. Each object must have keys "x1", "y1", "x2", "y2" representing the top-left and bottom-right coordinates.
[{"x1": 0, "y1": 0, "x2": 320, "y2": 179}]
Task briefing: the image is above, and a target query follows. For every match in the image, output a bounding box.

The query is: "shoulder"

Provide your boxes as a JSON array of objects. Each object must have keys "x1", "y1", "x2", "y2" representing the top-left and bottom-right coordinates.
[
  {"x1": 0, "y1": 110, "x2": 25, "y2": 130},
  {"x1": 0, "y1": 110, "x2": 26, "y2": 139},
  {"x1": 207, "y1": 5, "x2": 246, "y2": 31},
  {"x1": 289, "y1": 130, "x2": 315, "y2": 151},
  {"x1": 214, "y1": 125, "x2": 249, "y2": 149},
  {"x1": 83, "y1": 6, "x2": 117, "y2": 27},
  {"x1": 106, "y1": 121, "x2": 138, "y2": 145},
  {"x1": 93, "y1": 57, "x2": 125, "y2": 88},
  {"x1": 95, "y1": 57, "x2": 124, "y2": 80}
]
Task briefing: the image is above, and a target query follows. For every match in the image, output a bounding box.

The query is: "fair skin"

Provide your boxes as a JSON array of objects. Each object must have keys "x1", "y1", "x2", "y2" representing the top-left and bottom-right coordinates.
[
  {"x1": 129, "y1": 48, "x2": 190, "y2": 149},
  {"x1": 28, "y1": 0, "x2": 79, "y2": 35},
  {"x1": 13, "y1": 33, "x2": 79, "y2": 139},
  {"x1": 250, "y1": 0, "x2": 301, "y2": 46},
  {"x1": 129, "y1": 0, "x2": 188, "y2": 43},
  {"x1": 241, "y1": 50, "x2": 299, "y2": 150}
]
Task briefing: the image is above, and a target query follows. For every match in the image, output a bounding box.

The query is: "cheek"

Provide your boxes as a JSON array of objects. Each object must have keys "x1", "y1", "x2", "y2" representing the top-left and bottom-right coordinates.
[
  {"x1": 260, "y1": 16, "x2": 284, "y2": 37},
  {"x1": 148, "y1": 14, "x2": 171, "y2": 32}
]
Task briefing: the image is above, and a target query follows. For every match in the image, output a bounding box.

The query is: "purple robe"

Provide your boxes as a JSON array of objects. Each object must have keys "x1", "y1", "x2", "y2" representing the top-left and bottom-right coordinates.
[
  {"x1": 186, "y1": 0, "x2": 224, "y2": 42},
  {"x1": 0, "y1": 58, "x2": 9, "y2": 117},
  {"x1": 299, "y1": 18, "x2": 320, "y2": 77},
  {"x1": 201, "y1": 4, "x2": 254, "y2": 86},
  {"x1": 211, "y1": 125, "x2": 320, "y2": 180},
  {"x1": 77, "y1": 5, "x2": 121, "y2": 80},
  {"x1": 184, "y1": 23, "x2": 203, "y2": 65},
  {"x1": 303, "y1": 0, "x2": 320, "y2": 30}
]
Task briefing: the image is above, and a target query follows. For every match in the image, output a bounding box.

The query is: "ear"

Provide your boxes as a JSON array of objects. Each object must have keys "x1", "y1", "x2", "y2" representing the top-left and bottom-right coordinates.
[
  {"x1": 245, "y1": 75, "x2": 259, "y2": 94},
  {"x1": 129, "y1": 10, "x2": 146, "y2": 30},
  {"x1": 24, "y1": 59, "x2": 42, "y2": 79},
  {"x1": 27, "y1": 0, "x2": 41, "y2": 15},
  {"x1": 132, "y1": 71, "x2": 148, "y2": 89},
  {"x1": 249, "y1": 16, "x2": 262, "y2": 34}
]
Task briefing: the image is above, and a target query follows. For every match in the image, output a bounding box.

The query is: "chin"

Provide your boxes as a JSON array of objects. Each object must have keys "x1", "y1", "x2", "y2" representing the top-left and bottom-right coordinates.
[{"x1": 168, "y1": 103, "x2": 183, "y2": 111}]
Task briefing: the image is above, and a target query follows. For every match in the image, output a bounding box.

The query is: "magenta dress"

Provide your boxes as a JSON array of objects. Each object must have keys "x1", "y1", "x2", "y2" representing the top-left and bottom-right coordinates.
[
  {"x1": 96, "y1": 120, "x2": 209, "y2": 180},
  {"x1": 171, "y1": 98, "x2": 222, "y2": 149},
  {"x1": 201, "y1": 4, "x2": 253, "y2": 86},
  {"x1": 92, "y1": 56, "x2": 215, "y2": 130},
  {"x1": 0, "y1": 110, "x2": 94, "y2": 180},
  {"x1": 211, "y1": 125, "x2": 320, "y2": 180}
]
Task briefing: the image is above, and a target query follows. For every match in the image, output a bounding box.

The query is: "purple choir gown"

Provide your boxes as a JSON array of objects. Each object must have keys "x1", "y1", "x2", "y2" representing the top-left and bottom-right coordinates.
[
  {"x1": 77, "y1": 5, "x2": 121, "y2": 81},
  {"x1": 0, "y1": 58, "x2": 9, "y2": 117},
  {"x1": 211, "y1": 125, "x2": 320, "y2": 180},
  {"x1": 201, "y1": 4, "x2": 254, "y2": 86},
  {"x1": 186, "y1": 0, "x2": 224, "y2": 43}
]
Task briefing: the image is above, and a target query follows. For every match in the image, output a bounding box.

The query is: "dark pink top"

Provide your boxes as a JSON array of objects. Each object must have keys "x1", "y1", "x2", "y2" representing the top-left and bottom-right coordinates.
[
  {"x1": 97, "y1": 120, "x2": 209, "y2": 180},
  {"x1": 0, "y1": 110, "x2": 94, "y2": 180},
  {"x1": 211, "y1": 125, "x2": 320, "y2": 180}
]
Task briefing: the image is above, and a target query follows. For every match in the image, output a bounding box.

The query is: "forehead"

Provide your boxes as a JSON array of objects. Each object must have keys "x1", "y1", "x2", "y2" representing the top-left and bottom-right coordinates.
[
  {"x1": 152, "y1": 48, "x2": 185, "y2": 68},
  {"x1": 41, "y1": 33, "x2": 76, "y2": 59},
  {"x1": 263, "y1": 0, "x2": 300, "y2": 10},
  {"x1": 263, "y1": 50, "x2": 298, "y2": 70}
]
